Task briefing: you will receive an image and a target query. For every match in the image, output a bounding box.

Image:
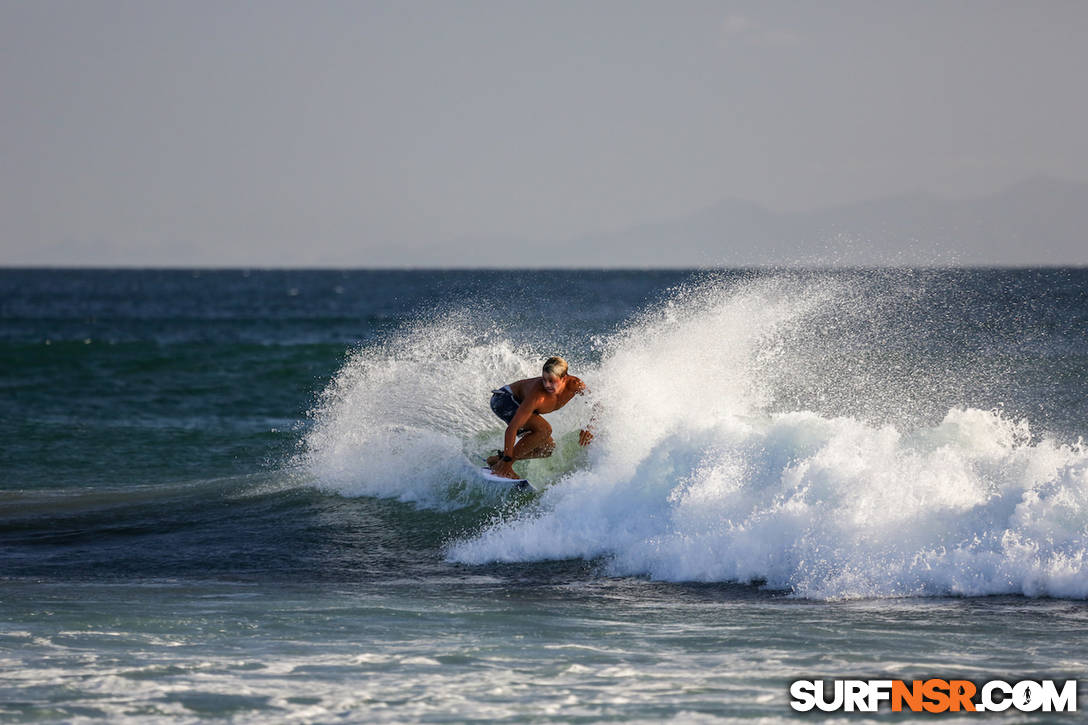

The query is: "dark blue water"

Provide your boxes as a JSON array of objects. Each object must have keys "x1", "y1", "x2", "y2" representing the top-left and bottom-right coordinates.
[{"x1": 2, "y1": 268, "x2": 1087, "y2": 721}]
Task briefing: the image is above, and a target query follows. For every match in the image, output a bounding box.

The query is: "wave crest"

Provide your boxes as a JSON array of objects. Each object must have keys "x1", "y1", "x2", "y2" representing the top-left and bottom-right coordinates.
[{"x1": 302, "y1": 273, "x2": 1088, "y2": 598}]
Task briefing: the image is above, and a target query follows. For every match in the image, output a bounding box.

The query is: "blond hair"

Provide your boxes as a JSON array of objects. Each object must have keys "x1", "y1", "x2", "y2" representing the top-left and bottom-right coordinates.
[{"x1": 542, "y1": 356, "x2": 568, "y2": 378}]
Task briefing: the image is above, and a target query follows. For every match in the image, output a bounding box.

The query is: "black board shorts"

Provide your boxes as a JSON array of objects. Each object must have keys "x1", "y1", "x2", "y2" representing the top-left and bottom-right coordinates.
[{"x1": 490, "y1": 386, "x2": 530, "y2": 435}]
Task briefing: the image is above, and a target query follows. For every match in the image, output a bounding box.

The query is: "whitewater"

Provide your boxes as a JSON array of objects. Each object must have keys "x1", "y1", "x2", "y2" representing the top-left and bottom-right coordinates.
[
  {"x1": 302, "y1": 272, "x2": 1088, "y2": 600},
  {"x1": 6, "y1": 268, "x2": 1088, "y2": 722}
]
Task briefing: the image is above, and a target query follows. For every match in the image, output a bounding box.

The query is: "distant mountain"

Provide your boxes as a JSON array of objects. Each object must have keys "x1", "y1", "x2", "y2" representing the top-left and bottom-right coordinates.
[{"x1": 557, "y1": 176, "x2": 1088, "y2": 267}]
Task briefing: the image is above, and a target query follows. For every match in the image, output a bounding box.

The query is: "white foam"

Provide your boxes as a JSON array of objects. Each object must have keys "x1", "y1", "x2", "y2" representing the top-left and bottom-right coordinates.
[
  {"x1": 304, "y1": 275, "x2": 1088, "y2": 599},
  {"x1": 450, "y1": 405, "x2": 1088, "y2": 598},
  {"x1": 445, "y1": 276, "x2": 1088, "y2": 599}
]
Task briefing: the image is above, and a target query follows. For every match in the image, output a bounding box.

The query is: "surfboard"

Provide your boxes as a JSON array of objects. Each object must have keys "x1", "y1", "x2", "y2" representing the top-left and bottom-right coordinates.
[{"x1": 475, "y1": 466, "x2": 536, "y2": 492}]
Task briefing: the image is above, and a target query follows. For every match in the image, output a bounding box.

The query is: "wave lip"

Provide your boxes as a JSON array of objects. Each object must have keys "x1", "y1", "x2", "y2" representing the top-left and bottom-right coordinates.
[
  {"x1": 443, "y1": 274, "x2": 1088, "y2": 600},
  {"x1": 299, "y1": 272, "x2": 1088, "y2": 600}
]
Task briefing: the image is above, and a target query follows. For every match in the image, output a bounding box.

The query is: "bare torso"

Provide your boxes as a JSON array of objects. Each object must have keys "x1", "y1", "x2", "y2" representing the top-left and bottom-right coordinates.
[{"x1": 507, "y1": 375, "x2": 585, "y2": 415}]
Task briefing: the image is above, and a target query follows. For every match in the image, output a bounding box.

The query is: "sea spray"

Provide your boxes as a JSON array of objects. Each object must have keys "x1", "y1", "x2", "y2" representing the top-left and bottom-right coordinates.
[
  {"x1": 302, "y1": 272, "x2": 1088, "y2": 598},
  {"x1": 300, "y1": 309, "x2": 595, "y2": 506},
  {"x1": 449, "y1": 274, "x2": 1088, "y2": 599}
]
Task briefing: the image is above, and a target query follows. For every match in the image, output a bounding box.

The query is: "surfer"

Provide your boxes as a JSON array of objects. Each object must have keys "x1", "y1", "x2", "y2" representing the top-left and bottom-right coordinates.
[{"x1": 487, "y1": 356, "x2": 594, "y2": 480}]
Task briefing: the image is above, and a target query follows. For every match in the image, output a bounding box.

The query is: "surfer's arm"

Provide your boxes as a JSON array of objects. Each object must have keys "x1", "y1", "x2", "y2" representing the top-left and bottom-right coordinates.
[
  {"x1": 503, "y1": 400, "x2": 536, "y2": 458},
  {"x1": 578, "y1": 384, "x2": 598, "y2": 446}
]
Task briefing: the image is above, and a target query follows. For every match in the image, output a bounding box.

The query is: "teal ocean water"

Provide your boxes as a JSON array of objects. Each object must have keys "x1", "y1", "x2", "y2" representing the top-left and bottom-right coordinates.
[{"x1": 3, "y1": 268, "x2": 1087, "y2": 722}]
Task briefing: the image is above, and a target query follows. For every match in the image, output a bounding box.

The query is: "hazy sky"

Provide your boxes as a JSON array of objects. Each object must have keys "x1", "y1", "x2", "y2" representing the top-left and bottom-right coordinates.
[{"x1": 2, "y1": 1, "x2": 1087, "y2": 266}]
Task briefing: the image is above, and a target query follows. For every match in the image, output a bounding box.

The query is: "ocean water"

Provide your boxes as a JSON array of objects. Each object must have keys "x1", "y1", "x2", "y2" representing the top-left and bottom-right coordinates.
[{"x1": 2, "y1": 268, "x2": 1087, "y2": 722}]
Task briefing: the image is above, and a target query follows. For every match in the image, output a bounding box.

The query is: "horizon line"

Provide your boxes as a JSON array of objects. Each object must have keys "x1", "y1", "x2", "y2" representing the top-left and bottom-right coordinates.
[{"x1": 4, "y1": 263, "x2": 1088, "y2": 272}]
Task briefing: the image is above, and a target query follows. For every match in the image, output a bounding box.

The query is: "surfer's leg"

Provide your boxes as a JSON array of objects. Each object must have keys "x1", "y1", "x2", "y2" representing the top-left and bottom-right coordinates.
[
  {"x1": 512, "y1": 415, "x2": 555, "y2": 461},
  {"x1": 518, "y1": 440, "x2": 556, "y2": 460},
  {"x1": 488, "y1": 439, "x2": 553, "y2": 465}
]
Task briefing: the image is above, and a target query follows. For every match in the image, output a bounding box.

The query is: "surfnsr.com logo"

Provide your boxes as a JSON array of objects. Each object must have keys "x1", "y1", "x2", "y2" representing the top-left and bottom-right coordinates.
[{"x1": 790, "y1": 679, "x2": 1077, "y2": 713}]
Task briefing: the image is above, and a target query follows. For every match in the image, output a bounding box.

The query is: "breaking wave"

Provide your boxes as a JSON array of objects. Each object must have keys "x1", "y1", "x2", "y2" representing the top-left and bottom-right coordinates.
[{"x1": 304, "y1": 273, "x2": 1088, "y2": 599}]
